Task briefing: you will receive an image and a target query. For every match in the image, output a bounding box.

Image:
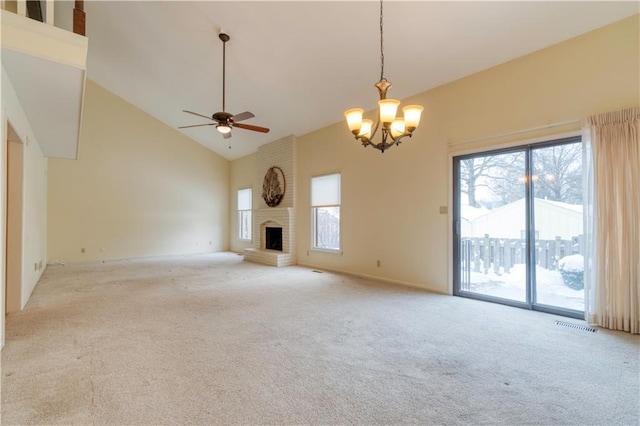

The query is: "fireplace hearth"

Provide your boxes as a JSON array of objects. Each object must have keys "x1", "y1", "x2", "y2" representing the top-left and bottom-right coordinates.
[{"x1": 265, "y1": 227, "x2": 283, "y2": 251}]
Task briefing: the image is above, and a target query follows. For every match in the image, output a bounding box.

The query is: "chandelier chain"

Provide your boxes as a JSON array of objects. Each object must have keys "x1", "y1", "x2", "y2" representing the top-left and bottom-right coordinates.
[{"x1": 379, "y1": 0, "x2": 385, "y2": 82}]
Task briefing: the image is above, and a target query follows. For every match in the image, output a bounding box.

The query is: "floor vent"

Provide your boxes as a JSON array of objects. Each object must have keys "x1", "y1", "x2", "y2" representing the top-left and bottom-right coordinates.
[
  {"x1": 312, "y1": 270, "x2": 323, "y2": 273},
  {"x1": 555, "y1": 320, "x2": 597, "y2": 333}
]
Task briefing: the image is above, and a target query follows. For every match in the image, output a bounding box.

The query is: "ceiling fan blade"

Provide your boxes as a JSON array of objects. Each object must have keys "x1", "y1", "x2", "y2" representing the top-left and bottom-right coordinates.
[
  {"x1": 234, "y1": 123, "x2": 270, "y2": 133},
  {"x1": 231, "y1": 111, "x2": 255, "y2": 122},
  {"x1": 183, "y1": 110, "x2": 214, "y2": 121},
  {"x1": 223, "y1": 131, "x2": 232, "y2": 139},
  {"x1": 178, "y1": 123, "x2": 216, "y2": 129}
]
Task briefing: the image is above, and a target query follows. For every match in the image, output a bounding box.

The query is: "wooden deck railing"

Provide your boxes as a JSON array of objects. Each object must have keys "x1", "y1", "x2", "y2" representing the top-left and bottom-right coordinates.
[{"x1": 461, "y1": 235, "x2": 583, "y2": 274}]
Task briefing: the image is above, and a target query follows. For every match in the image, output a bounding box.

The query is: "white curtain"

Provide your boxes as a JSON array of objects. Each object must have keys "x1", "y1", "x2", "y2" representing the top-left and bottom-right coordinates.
[{"x1": 584, "y1": 106, "x2": 640, "y2": 334}]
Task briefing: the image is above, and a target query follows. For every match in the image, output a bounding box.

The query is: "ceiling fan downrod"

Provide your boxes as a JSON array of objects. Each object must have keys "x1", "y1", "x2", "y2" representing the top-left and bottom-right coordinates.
[{"x1": 219, "y1": 31, "x2": 230, "y2": 113}]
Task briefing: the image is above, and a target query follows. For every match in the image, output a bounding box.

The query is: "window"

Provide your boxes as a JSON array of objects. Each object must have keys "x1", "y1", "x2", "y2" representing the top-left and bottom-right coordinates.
[
  {"x1": 237, "y1": 188, "x2": 252, "y2": 241},
  {"x1": 311, "y1": 173, "x2": 341, "y2": 251}
]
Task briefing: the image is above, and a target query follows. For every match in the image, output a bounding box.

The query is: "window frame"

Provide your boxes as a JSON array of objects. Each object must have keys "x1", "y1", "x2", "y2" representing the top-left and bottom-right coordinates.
[
  {"x1": 310, "y1": 173, "x2": 342, "y2": 253},
  {"x1": 237, "y1": 187, "x2": 252, "y2": 242}
]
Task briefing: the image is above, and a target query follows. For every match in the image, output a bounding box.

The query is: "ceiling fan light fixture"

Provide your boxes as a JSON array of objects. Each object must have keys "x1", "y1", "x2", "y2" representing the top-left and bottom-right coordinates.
[{"x1": 217, "y1": 124, "x2": 232, "y2": 134}]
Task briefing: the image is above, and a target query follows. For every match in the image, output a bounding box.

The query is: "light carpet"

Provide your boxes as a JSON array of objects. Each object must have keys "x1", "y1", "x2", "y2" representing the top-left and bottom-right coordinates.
[{"x1": 1, "y1": 252, "x2": 639, "y2": 425}]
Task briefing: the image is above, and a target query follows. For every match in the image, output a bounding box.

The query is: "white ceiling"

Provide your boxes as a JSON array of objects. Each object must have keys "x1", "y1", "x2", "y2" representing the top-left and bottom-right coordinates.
[{"x1": 55, "y1": 1, "x2": 639, "y2": 161}]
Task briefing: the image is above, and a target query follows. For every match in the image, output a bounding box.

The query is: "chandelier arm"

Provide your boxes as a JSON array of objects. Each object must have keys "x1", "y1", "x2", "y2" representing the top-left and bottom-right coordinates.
[
  {"x1": 369, "y1": 116, "x2": 382, "y2": 140},
  {"x1": 361, "y1": 125, "x2": 413, "y2": 151},
  {"x1": 370, "y1": 140, "x2": 394, "y2": 152},
  {"x1": 368, "y1": 129, "x2": 390, "y2": 152},
  {"x1": 391, "y1": 133, "x2": 412, "y2": 146}
]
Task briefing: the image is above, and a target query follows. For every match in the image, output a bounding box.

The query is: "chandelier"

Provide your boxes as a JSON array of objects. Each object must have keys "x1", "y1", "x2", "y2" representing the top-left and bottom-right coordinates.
[{"x1": 344, "y1": 0, "x2": 423, "y2": 153}]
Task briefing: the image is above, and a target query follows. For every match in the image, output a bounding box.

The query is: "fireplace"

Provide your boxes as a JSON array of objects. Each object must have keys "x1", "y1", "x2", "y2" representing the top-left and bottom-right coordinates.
[
  {"x1": 265, "y1": 227, "x2": 283, "y2": 251},
  {"x1": 245, "y1": 209, "x2": 295, "y2": 266},
  {"x1": 243, "y1": 136, "x2": 297, "y2": 266}
]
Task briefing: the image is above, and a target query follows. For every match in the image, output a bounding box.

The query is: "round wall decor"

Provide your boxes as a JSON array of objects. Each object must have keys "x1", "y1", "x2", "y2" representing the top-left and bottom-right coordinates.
[{"x1": 262, "y1": 166, "x2": 286, "y2": 207}]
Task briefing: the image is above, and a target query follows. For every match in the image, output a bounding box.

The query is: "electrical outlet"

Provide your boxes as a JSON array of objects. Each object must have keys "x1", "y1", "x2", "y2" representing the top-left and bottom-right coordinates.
[
  {"x1": 81, "y1": 248, "x2": 86, "y2": 253},
  {"x1": 376, "y1": 260, "x2": 381, "y2": 267},
  {"x1": 34, "y1": 262, "x2": 38, "y2": 271},
  {"x1": 439, "y1": 206, "x2": 448, "y2": 214}
]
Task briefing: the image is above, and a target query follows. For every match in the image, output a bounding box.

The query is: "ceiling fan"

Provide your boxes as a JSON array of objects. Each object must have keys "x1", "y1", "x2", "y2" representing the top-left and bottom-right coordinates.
[{"x1": 179, "y1": 32, "x2": 270, "y2": 140}]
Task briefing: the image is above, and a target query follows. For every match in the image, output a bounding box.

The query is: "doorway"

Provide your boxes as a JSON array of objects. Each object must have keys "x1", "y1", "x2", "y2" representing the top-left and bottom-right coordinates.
[
  {"x1": 5, "y1": 124, "x2": 23, "y2": 314},
  {"x1": 453, "y1": 136, "x2": 584, "y2": 318}
]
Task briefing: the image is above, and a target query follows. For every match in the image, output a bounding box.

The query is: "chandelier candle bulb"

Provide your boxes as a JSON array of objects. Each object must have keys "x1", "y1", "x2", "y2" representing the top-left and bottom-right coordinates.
[
  {"x1": 378, "y1": 99, "x2": 400, "y2": 124},
  {"x1": 345, "y1": 108, "x2": 364, "y2": 134},
  {"x1": 390, "y1": 118, "x2": 406, "y2": 139},
  {"x1": 358, "y1": 119, "x2": 373, "y2": 140},
  {"x1": 402, "y1": 105, "x2": 423, "y2": 132}
]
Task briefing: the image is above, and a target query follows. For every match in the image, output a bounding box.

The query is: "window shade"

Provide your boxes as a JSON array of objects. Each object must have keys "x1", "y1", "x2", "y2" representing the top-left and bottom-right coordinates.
[
  {"x1": 237, "y1": 188, "x2": 252, "y2": 210},
  {"x1": 311, "y1": 173, "x2": 341, "y2": 206}
]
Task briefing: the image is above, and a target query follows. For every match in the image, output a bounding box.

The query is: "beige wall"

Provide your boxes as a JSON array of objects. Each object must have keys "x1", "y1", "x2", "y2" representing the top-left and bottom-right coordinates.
[
  {"x1": 1, "y1": 67, "x2": 49, "y2": 346},
  {"x1": 48, "y1": 80, "x2": 230, "y2": 262},
  {"x1": 6, "y1": 139, "x2": 23, "y2": 313},
  {"x1": 229, "y1": 153, "x2": 256, "y2": 253},
  {"x1": 232, "y1": 15, "x2": 640, "y2": 293},
  {"x1": 22, "y1": 126, "x2": 48, "y2": 305}
]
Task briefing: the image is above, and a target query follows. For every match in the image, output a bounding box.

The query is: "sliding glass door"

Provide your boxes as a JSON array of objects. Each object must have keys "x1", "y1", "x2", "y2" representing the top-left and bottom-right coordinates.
[
  {"x1": 453, "y1": 136, "x2": 584, "y2": 317},
  {"x1": 455, "y1": 149, "x2": 528, "y2": 303}
]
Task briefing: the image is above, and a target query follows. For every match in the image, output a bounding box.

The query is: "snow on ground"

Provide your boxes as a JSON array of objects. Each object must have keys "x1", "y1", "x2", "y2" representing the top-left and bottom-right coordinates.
[{"x1": 465, "y1": 263, "x2": 584, "y2": 311}]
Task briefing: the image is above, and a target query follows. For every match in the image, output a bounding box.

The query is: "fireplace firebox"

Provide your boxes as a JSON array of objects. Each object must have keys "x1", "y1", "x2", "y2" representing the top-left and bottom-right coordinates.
[{"x1": 265, "y1": 227, "x2": 283, "y2": 251}]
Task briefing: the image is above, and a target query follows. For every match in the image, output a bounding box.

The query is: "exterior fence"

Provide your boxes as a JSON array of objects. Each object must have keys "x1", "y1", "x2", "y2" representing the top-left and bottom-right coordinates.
[{"x1": 460, "y1": 235, "x2": 584, "y2": 290}]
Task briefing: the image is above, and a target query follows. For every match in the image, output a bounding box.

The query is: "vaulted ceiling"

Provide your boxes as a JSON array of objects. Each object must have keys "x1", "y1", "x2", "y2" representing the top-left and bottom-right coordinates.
[{"x1": 54, "y1": 1, "x2": 639, "y2": 160}]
